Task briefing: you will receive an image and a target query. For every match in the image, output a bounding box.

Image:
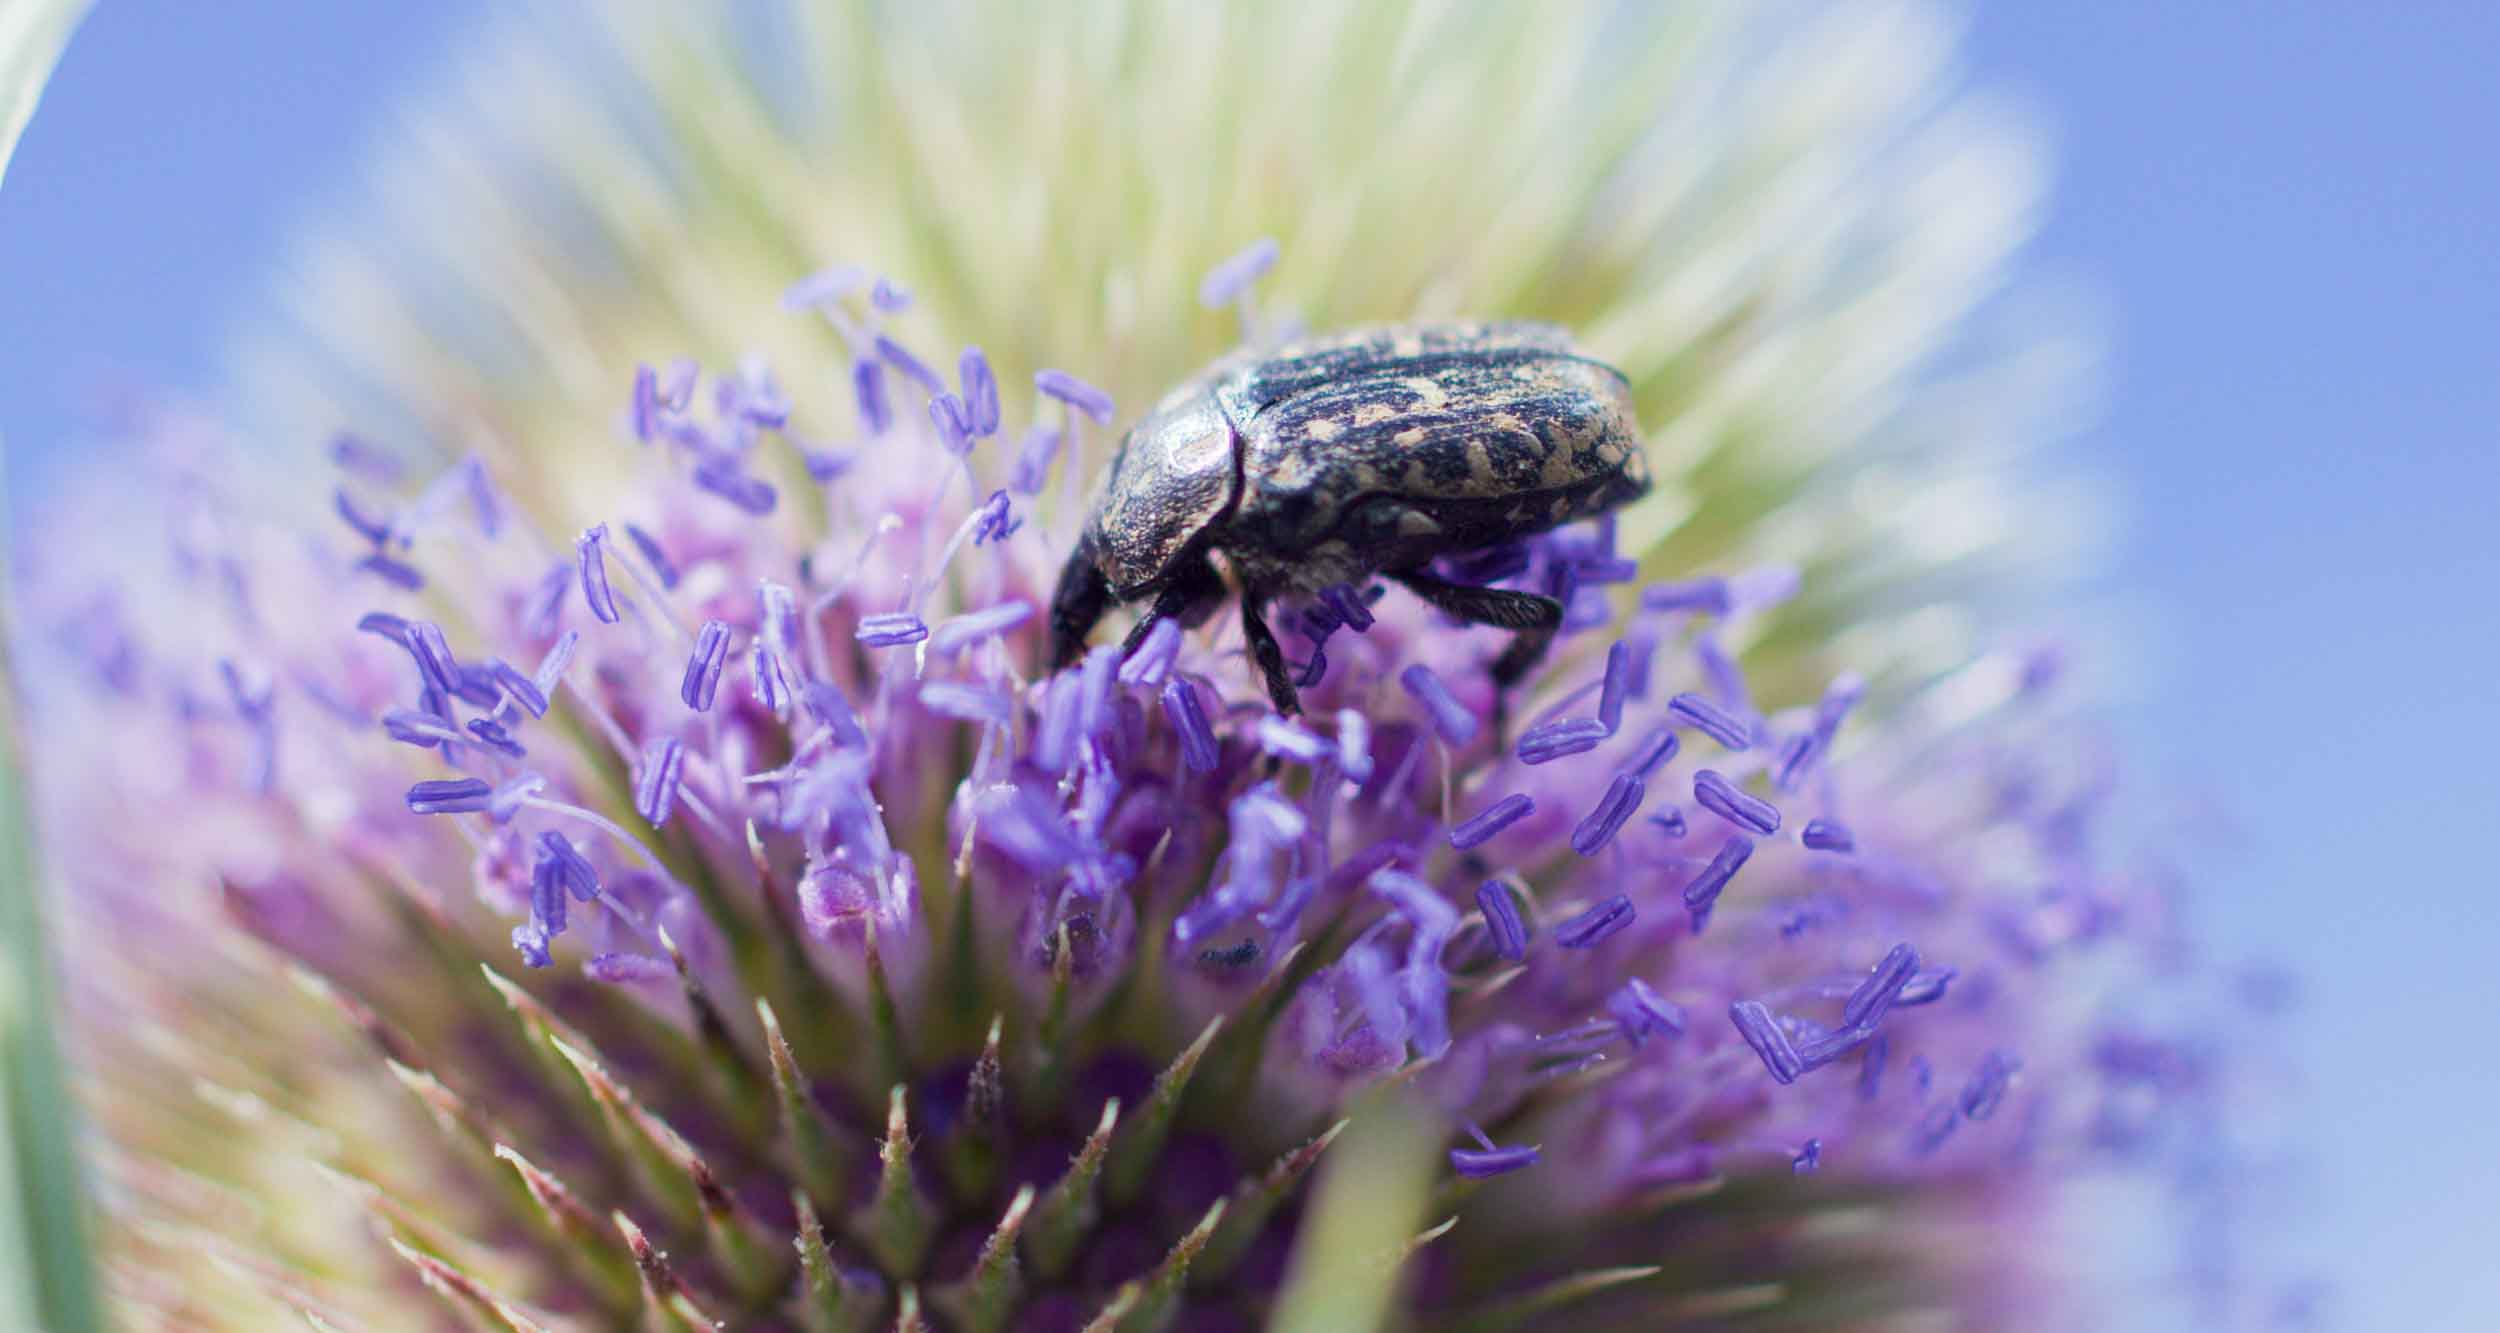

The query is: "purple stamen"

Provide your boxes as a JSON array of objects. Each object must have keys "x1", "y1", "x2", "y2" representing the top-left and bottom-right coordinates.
[
  {"x1": 328, "y1": 432, "x2": 401, "y2": 480},
  {"x1": 930, "y1": 601, "x2": 1034, "y2": 658},
  {"x1": 489, "y1": 773, "x2": 543, "y2": 824},
  {"x1": 659, "y1": 359, "x2": 700, "y2": 411},
  {"x1": 630, "y1": 363, "x2": 662, "y2": 441},
  {"x1": 753, "y1": 587, "x2": 797, "y2": 713},
  {"x1": 1336, "y1": 709, "x2": 1374, "y2": 783},
  {"x1": 803, "y1": 449, "x2": 855, "y2": 483},
  {"x1": 1199, "y1": 238, "x2": 1280, "y2": 308},
  {"x1": 1318, "y1": 582, "x2": 1374, "y2": 632},
  {"x1": 1608, "y1": 977, "x2": 1686, "y2": 1046},
  {"x1": 1078, "y1": 644, "x2": 1122, "y2": 738},
  {"x1": 1801, "y1": 818, "x2": 1854, "y2": 852},
  {"x1": 1792, "y1": 1140, "x2": 1822, "y2": 1175},
  {"x1": 522, "y1": 567, "x2": 568, "y2": 639},
  {"x1": 1961, "y1": 1051, "x2": 2021, "y2": 1120},
  {"x1": 1010, "y1": 424, "x2": 1063, "y2": 495},
  {"x1": 355, "y1": 611, "x2": 411, "y2": 646},
  {"x1": 461, "y1": 456, "x2": 502, "y2": 536},
  {"x1": 466, "y1": 717, "x2": 526, "y2": 759},
  {"x1": 1449, "y1": 1145, "x2": 1540, "y2": 1179},
  {"x1": 1897, "y1": 968, "x2": 1957, "y2": 1007},
  {"x1": 928, "y1": 392, "x2": 972, "y2": 454},
  {"x1": 1034, "y1": 369, "x2": 1115, "y2": 423},
  {"x1": 1650, "y1": 806, "x2": 1687, "y2": 838},
  {"x1": 959, "y1": 347, "x2": 1000, "y2": 437},
  {"x1": 1517, "y1": 717, "x2": 1609, "y2": 765},
  {"x1": 354, "y1": 552, "x2": 425, "y2": 590},
  {"x1": 538, "y1": 831, "x2": 600, "y2": 902},
  {"x1": 1449, "y1": 793, "x2": 1534, "y2": 851},
  {"x1": 872, "y1": 277, "x2": 911, "y2": 313},
  {"x1": 852, "y1": 357, "x2": 892, "y2": 434},
  {"x1": 1909, "y1": 1104, "x2": 1959, "y2": 1156},
  {"x1": 622, "y1": 523, "x2": 679, "y2": 590},
  {"x1": 634, "y1": 737, "x2": 685, "y2": 827},
  {"x1": 1160, "y1": 679, "x2": 1219, "y2": 772},
  {"x1": 691, "y1": 458, "x2": 777, "y2": 515},
  {"x1": 804, "y1": 681, "x2": 867, "y2": 749},
  {"x1": 1033, "y1": 675, "x2": 1082, "y2": 774},
  {"x1": 1858, "y1": 1034, "x2": 1890, "y2": 1101},
  {"x1": 1729, "y1": 1000, "x2": 1804, "y2": 1084},
  {"x1": 1775, "y1": 672, "x2": 1865, "y2": 793},
  {"x1": 333, "y1": 488, "x2": 391, "y2": 545},
  {"x1": 577, "y1": 525, "x2": 621, "y2": 625},
  {"x1": 681, "y1": 619, "x2": 731, "y2": 711},
  {"x1": 1694, "y1": 632, "x2": 1750, "y2": 712},
  {"x1": 1256, "y1": 715, "x2": 1331, "y2": 765},
  {"x1": 855, "y1": 612, "x2": 930, "y2": 647},
  {"x1": 1841, "y1": 943, "x2": 1921, "y2": 1031},
  {"x1": 1668, "y1": 692, "x2": 1751, "y2": 750},
  {"x1": 1597, "y1": 640, "x2": 1634, "y2": 733},
  {"x1": 781, "y1": 265, "x2": 867, "y2": 310},
  {"x1": 1728, "y1": 564, "x2": 1800, "y2": 613},
  {"x1": 482, "y1": 661, "x2": 547, "y2": 719},
  {"x1": 1693, "y1": 769, "x2": 1780, "y2": 835},
  {"x1": 408, "y1": 621, "x2": 459, "y2": 694},
  {"x1": 1571, "y1": 773, "x2": 1646, "y2": 856},
  {"x1": 1639, "y1": 578, "x2": 1731, "y2": 615},
  {"x1": 1117, "y1": 617, "x2": 1181, "y2": 687},
  {"x1": 1576, "y1": 555, "x2": 1638, "y2": 585},
  {"x1": 407, "y1": 777, "x2": 494, "y2": 815},
  {"x1": 972, "y1": 490, "x2": 1021, "y2": 545},
  {"x1": 531, "y1": 630, "x2": 578, "y2": 700},
  {"x1": 1556, "y1": 895, "x2": 1634, "y2": 949},
  {"x1": 382, "y1": 708, "x2": 462, "y2": 747},
  {"x1": 875, "y1": 335, "x2": 946, "y2": 395},
  {"x1": 1474, "y1": 881, "x2": 1529, "y2": 961},
  {"x1": 1399, "y1": 665, "x2": 1479, "y2": 747},
  {"x1": 1681, "y1": 834, "x2": 1755, "y2": 929},
  {"x1": 1623, "y1": 726, "x2": 1679, "y2": 780},
  {"x1": 920, "y1": 682, "x2": 1013, "y2": 726}
]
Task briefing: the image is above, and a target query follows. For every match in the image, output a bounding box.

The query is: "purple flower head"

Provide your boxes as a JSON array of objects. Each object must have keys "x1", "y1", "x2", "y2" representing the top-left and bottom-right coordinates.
[{"x1": 25, "y1": 225, "x2": 2275, "y2": 1333}]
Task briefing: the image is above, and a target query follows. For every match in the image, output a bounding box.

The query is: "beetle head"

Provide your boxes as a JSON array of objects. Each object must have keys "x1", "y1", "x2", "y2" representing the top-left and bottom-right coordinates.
[{"x1": 1085, "y1": 387, "x2": 1242, "y2": 599}]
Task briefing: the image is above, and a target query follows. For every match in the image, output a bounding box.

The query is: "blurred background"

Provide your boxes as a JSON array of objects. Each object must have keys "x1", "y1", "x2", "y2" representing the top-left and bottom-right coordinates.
[{"x1": 2, "y1": 2, "x2": 2493, "y2": 1328}]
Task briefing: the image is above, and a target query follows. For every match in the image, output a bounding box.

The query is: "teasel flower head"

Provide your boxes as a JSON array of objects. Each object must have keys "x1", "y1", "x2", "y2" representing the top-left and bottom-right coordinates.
[{"x1": 10, "y1": 2, "x2": 2265, "y2": 1330}]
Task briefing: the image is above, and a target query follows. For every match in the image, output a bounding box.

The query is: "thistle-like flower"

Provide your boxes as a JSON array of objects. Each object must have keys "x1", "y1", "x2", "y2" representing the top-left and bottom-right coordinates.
[{"x1": 10, "y1": 2, "x2": 2259, "y2": 1330}]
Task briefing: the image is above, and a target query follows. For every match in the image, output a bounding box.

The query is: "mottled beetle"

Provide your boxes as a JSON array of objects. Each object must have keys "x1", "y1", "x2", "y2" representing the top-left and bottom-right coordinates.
[{"x1": 1049, "y1": 322, "x2": 1649, "y2": 716}]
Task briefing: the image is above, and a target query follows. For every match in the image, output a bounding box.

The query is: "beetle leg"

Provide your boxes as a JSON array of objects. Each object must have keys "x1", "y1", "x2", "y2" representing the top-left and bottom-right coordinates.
[
  {"x1": 1239, "y1": 596, "x2": 1302, "y2": 716},
  {"x1": 1049, "y1": 540, "x2": 1114, "y2": 670},
  {"x1": 1389, "y1": 568, "x2": 1564, "y2": 634},
  {"x1": 1120, "y1": 551, "x2": 1226, "y2": 655}
]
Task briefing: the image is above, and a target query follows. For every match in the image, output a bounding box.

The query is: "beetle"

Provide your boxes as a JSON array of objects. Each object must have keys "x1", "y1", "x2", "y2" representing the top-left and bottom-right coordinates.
[{"x1": 1049, "y1": 321, "x2": 1649, "y2": 716}]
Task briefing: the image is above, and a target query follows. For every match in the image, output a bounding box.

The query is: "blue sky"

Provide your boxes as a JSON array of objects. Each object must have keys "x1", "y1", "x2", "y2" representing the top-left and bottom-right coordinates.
[{"x1": 5, "y1": 3, "x2": 2496, "y2": 1328}]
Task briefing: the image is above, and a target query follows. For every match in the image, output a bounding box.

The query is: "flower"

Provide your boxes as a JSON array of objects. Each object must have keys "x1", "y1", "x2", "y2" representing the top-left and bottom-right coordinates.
[{"x1": 7, "y1": 2, "x2": 2277, "y2": 1329}]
